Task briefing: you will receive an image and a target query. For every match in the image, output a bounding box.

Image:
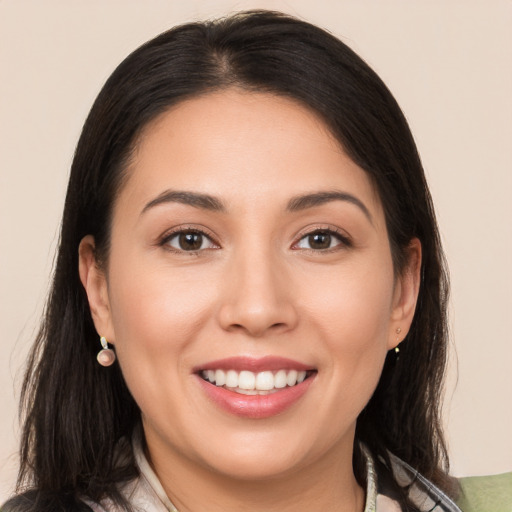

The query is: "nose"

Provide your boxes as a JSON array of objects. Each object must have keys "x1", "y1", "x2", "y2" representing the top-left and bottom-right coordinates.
[{"x1": 217, "y1": 248, "x2": 299, "y2": 337}]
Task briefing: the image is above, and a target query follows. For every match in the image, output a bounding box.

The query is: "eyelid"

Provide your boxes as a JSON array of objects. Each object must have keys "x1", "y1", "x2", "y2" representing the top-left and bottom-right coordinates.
[
  {"x1": 291, "y1": 225, "x2": 352, "y2": 251},
  {"x1": 156, "y1": 223, "x2": 351, "y2": 253},
  {"x1": 158, "y1": 224, "x2": 220, "y2": 252}
]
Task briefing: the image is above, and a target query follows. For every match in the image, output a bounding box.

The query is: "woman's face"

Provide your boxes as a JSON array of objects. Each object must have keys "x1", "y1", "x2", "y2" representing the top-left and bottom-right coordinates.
[{"x1": 81, "y1": 89, "x2": 419, "y2": 483}]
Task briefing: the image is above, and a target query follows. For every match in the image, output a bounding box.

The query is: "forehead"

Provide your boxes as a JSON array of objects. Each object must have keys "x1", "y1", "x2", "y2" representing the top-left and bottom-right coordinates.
[{"x1": 118, "y1": 89, "x2": 383, "y2": 218}]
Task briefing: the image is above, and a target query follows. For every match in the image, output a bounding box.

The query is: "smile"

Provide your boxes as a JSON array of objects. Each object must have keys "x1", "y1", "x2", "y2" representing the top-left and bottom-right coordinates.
[
  {"x1": 200, "y1": 369, "x2": 309, "y2": 395},
  {"x1": 195, "y1": 357, "x2": 316, "y2": 419}
]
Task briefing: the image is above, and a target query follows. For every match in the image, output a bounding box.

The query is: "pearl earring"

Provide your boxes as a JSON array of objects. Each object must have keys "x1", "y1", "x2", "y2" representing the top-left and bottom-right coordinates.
[{"x1": 97, "y1": 336, "x2": 116, "y2": 366}]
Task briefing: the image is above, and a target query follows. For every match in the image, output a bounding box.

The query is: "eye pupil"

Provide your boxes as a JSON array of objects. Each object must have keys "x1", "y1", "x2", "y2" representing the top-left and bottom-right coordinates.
[
  {"x1": 179, "y1": 232, "x2": 203, "y2": 250},
  {"x1": 309, "y1": 232, "x2": 331, "y2": 249}
]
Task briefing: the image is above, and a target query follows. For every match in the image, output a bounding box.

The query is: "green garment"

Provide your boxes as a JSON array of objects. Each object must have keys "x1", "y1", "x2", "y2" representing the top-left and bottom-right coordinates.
[{"x1": 456, "y1": 472, "x2": 512, "y2": 512}]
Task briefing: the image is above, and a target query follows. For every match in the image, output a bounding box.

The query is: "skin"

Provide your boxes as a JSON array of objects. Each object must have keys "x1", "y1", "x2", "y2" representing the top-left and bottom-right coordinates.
[{"x1": 79, "y1": 89, "x2": 421, "y2": 512}]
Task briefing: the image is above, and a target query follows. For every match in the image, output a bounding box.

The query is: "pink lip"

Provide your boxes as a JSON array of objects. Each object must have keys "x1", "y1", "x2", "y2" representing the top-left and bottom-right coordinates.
[
  {"x1": 193, "y1": 356, "x2": 316, "y2": 419},
  {"x1": 193, "y1": 356, "x2": 313, "y2": 373}
]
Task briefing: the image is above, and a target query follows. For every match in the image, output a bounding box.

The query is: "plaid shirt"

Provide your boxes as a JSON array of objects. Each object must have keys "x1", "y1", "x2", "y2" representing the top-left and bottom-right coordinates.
[{"x1": 84, "y1": 441, "x2": 462, "y2": 512}]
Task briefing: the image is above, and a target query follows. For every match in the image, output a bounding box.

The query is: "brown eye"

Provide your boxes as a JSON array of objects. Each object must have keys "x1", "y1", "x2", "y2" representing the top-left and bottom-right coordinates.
[
  {"x1": 179, "y1": 233, "x2": 203, "y2": 250},
  {"x1": 308, "y1": 232, "x2": 332, "y2": 250},
  {"x1": 165, "y1": 230, "x2": 216, "y2": 252},
  {"x1": 295, "y1": 229, "x2": 349, "y2": 251}
]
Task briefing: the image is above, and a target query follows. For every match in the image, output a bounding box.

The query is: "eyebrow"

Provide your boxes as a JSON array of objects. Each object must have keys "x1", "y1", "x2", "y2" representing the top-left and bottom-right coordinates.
[
  {"x1": 287, "y1": 191, "x2": 372, "y2": 223},
  {"x1": 141, "y1": 189, "x2": 372, "y2": 222},
  {"x1": 141, "y1": 190, "x2": 226, "y2": 215}
]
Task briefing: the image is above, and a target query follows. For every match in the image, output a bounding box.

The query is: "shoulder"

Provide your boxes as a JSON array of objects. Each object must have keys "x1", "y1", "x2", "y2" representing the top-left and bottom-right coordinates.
[{"x1": 455, "y1": 472, "x2": 512, "y2": 512}]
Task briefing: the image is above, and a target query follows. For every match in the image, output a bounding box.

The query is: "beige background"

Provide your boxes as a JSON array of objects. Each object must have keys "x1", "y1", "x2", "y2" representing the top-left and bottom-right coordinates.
[{"x1": 1, "y1": 0, "x2": 511, "y2": 502}]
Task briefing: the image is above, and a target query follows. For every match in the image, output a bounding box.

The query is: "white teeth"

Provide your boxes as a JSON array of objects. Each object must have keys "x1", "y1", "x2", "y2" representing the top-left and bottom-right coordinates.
[
  {"x1": 286, "y1": 370, "x2": 298, "y2": 387},
  {"x1": 238, "y1": 371, "x2": 256, "y2": 390},
  {"x1": 214, "y1": 369, "x2": 226, "y2": 386},
  {"x1": 255, "y1": 371, "x2": 274, "y2": 391},
  {"x1": 225, "y1": 370, "x2": 238, "y2": 388},
  {"x1": 274, "y1": 369, "x2": 287, "y2": 389},
  {"x1": 201, "y1": 368, "x2": 310, "y2": 392}
]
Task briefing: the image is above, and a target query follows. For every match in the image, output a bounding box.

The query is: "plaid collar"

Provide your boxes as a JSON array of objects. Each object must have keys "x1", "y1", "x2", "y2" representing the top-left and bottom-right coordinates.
[
  {"x1": 131, "y1": 437, "x2": 461, "y2": 512},
  {"x1": 361, "y1": 445, "x2": 462, "y2": 512}
]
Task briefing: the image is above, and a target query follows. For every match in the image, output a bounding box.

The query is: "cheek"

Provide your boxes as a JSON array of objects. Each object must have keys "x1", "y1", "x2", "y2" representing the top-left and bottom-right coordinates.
[
  {"x1": 304, "y1": 258, "x2": 395, "y2": 345},
  {"x1": 301, "y1": 256, "x2": 395, "y2": 396},
  {"x1": 104, "y1": 266, "x2": 219, "y2": 439},
  {"x1": 105, "y1": 254, "x2": 219, "y2": 389}
]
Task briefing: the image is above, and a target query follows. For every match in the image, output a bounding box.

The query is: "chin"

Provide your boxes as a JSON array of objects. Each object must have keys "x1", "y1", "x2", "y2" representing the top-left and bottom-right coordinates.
[
  {"x1": 204, "y1": 451, "x2": 306, "y2": 482},
  {"x1": 191, "y1": 425, "x2": 336, "y2": 482}
]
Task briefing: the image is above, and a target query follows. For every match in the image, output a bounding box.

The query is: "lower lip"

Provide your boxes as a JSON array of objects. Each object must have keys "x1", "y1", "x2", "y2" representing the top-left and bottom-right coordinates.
[{"x1": 196, "y1": 374, "x2": 315, "y2": 419}]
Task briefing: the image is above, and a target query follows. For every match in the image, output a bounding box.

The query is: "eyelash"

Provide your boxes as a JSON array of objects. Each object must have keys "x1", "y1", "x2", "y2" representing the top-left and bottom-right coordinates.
[
  {"x1": 159, "y1": 226, "x2": 219, "y2": 254},
  {"x1": 292, "y1": 227, "x2": 352, "y2": 253},
  {"x1": 158, "y1": 226, "x2": 352, "y2": 254}
]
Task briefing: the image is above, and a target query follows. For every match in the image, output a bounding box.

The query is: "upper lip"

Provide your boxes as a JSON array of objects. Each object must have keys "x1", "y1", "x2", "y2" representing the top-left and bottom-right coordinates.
[{"x1": 193, "y1": 356, "x2": 314, "y2": 373}]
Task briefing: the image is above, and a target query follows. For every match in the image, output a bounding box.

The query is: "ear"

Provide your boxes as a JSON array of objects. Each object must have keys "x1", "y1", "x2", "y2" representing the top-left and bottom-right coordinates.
[
  {"x1": 388, "y1": 238, "x2": 422, "y2": 350},
  {"x1": 78, "y1": 235, "x2": 115, "y2": 343}
]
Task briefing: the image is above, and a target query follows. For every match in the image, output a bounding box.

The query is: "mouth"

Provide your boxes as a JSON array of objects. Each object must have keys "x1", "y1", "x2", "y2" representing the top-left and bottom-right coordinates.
[
  {"x1": 200, "y1": 368, "x2": 315, "y2": 395},
  {"x1": 194, "y1": 357, "x2": 317, "y2": 419}
]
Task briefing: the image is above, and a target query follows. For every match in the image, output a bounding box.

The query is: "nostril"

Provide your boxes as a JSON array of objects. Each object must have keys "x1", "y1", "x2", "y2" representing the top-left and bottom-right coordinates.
[
  {"x1": 217, "y1": 291, "x2": 299, "y2": 336},
  {"x1": 226, "y1": 321, "x2": 289, "y2": 337}
]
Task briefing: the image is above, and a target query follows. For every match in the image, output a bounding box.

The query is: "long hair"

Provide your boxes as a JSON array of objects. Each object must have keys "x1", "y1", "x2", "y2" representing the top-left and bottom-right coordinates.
[{"x1": 10, "y1": 10, "x2": 452, "y2": 510}]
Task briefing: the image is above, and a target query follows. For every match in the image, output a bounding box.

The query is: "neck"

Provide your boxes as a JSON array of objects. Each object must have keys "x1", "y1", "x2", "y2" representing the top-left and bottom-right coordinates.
[{"x1": 144, "y1": 433, "x2": 365, "y2": 512}]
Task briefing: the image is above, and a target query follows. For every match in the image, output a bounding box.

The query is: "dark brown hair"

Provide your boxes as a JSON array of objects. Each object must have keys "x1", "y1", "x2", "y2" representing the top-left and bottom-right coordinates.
[{"x1": 8, "y1": 10, "x2": 451, "y2": 511}]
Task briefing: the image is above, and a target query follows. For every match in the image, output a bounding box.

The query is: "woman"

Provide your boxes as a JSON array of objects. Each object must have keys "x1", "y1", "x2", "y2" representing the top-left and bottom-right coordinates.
[{"x1": 5, "y1": 10, "x2": 463, "y2": 512}]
